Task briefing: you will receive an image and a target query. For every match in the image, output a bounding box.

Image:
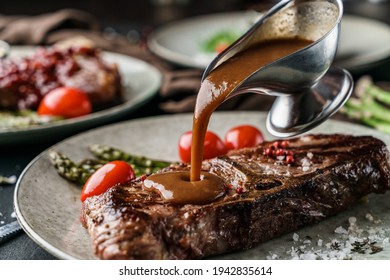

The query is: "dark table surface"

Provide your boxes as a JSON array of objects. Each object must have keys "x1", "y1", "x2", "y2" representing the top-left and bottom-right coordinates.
[
  {"x1": 0, "y1": 145, "x2": 57, "y2": 259},
  {"x1": 0, "y1": 1, "x2": 389, "y2": 260}
]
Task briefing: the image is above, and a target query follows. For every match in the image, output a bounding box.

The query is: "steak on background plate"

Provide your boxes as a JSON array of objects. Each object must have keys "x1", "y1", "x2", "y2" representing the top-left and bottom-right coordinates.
[
  {"x1": 0, "y1": 42, "x2": 121, "y2": 110},
  {"x1": 81, "y1": 134, "x2": 390, "y2": 259}
]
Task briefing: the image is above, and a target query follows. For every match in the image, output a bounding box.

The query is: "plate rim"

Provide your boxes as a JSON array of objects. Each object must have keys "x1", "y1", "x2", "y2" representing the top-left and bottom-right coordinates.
[
  {"x1": 0, "y1": 48, "x2": 162, "y2": 144},
  {"x1": 14, "y1": 155, "x2": 79, "y2": 260}
]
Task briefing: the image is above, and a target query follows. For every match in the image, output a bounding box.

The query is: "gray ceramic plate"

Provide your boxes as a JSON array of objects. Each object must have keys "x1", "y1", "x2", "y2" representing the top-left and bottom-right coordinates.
[
  {"x1": 148, "y1": 12, "x2": 390, "y2": 70},
  {"x1": 0, "y1": 47, "x2": 161, "y2": 145},
  {"x1": 14, "y1": 112, "x2": 390, "y2": 259}
]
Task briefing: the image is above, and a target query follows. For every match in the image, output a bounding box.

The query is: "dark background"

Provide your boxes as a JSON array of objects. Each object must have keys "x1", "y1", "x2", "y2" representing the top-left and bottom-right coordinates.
[{"x1": 1, "y1": 0, "x2": 389, "y2": 31}]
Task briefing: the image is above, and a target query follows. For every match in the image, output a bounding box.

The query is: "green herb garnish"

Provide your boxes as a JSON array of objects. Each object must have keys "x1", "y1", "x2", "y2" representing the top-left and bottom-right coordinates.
[{"x1": 201, "y1": 30, "x2": 239, "y2": 53}]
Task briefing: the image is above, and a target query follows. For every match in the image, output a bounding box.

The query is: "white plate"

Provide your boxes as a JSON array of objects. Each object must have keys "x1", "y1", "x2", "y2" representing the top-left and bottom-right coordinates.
[
  {"x1": 148, "y1": 12, "x2": 390, "y2": 70},
  {"x1": 0, "y1": 47, "x2": 162, "y2": 145},
  {"x1": 14, "y1": 112, "x2": 390, "y2": 259}
]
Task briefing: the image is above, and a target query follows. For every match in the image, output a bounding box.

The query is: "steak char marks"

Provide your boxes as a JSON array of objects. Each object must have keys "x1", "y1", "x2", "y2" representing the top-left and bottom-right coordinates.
[{"x1": 82, "y1": 134, "x2": 390, "y2": 259}]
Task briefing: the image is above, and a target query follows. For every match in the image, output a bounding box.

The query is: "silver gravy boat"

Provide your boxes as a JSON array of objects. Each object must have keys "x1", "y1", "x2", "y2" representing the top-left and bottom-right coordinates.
[{"x1": 202, "y1": 0, "x2": 353, "y2": 137}]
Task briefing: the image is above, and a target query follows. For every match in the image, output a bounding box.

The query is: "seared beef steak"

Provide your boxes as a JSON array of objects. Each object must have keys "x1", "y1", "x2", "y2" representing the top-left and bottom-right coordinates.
[
  {"x1": 81, "y1": 134, "x2": 390, "y2": 259},
  {"x1": 0, "y1": 45, "x2": 121, "y2": 110}
]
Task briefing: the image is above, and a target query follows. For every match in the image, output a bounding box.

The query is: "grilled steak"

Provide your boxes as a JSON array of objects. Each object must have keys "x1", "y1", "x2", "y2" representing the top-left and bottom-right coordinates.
[
  {"x1": 81, "y1": 134, "x2": 390, "y2": 259},
  {"x1": 0, "y1": 45, "x2": 121, "y2": 110}
]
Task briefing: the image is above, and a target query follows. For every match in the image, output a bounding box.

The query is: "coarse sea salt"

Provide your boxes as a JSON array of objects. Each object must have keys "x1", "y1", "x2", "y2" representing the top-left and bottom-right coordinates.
[
  {"x1": 301, "y1": 158, "x2": 311, "y2": 167},
  {"x1": 365, "y1": 213, "x2": 374, "y2": 222},
  {"x1": 302, "y1": 166, "x2": 310, "y2": 172},
  {"x1": 276, "y1": 156, "x2": 285, "y2": 161},
  {"x1": 334, "y1": 226, "x2": 348, "y2": 235},
  {"x1": 301, "y1": 136, "x2": 312, "y2": 142},
  {"x1": 0, "y1": 175, "x2": 17, "y2": 184},
  {"x1": 266, "y1": 214, "x2": 388, "y2": 260}
]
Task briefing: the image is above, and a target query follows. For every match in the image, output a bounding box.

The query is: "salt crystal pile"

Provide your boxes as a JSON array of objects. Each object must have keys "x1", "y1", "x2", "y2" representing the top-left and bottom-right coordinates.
[
  {"x1": 300, "y1": 156, "x2": 312, "y2": 172},
  {"x1": 267, "y1": 214, "x2": 389, "y2": 260}
]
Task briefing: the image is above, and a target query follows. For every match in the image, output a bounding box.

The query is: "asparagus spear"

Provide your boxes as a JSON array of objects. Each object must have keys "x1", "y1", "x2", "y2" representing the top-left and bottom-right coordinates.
[
  {"x1": 49, "y1": 146, "x2": 172, "y2": 186},
  {"x1": 367, "y1": 86, "x2": 390, "y2": 105},
  {"x1": 345, "y1": 97, "x2": 390, "y2": 122},
  {"x1": 355, "y1": 76, "x2": 390, "y2": 105},
  {"x1": 341, "y1": 105, "x2": 390, "y2": 133},
  {"x1": 342, "y1": 76, "x2": 390, "y2": 133},
  {"x1": 88, "y1": 144, "x2": 171, "y2": 169},
  {"x1": 49, "y1": 150, "x2": 98, "y2": 185},
  {"x1": 80, "y1": 158, "x2": 153, "y2": 178},
  {"x1": 0, "y1": 110, "x2": 61, "y2": 129}
]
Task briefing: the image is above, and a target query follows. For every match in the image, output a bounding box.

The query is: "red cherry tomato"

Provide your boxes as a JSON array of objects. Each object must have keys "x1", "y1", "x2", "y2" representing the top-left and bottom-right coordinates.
[
  {"x1": 37, "y1": 87, "x2": 92, "y2": 118},
  {"x1": 224, "y1": 125, "x2": 264, "y2": 150},
  {"x1": 80, "y1": 161, "x2": 135, "y2": 202},
  {"x1": 178, "y1": 130, "x2": 227, "y2": 163}
]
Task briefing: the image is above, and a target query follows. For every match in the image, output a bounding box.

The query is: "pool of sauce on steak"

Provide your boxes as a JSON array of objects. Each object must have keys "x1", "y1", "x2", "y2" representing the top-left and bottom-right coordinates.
[{"x1": 144, "y1": 38, "x2": 312, "y2": 204}]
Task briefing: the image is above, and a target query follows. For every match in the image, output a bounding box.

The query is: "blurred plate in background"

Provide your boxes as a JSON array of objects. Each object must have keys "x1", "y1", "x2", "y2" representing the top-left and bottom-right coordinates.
[
  {"x1": 148, "y1": 12, "x2": 390, "y2": 70},
  {"x1": 0, "y1": 47, "x2": 162, "y2": 145}
]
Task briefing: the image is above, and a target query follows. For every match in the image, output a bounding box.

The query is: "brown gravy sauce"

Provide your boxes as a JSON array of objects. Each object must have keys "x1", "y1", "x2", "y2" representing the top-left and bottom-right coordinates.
[
  {"x1": 145, "y1": 38, "x2": 312, "y2": 204},
  {"x1": 144, "y1": 171, "x2": 226, "y2": 204}
]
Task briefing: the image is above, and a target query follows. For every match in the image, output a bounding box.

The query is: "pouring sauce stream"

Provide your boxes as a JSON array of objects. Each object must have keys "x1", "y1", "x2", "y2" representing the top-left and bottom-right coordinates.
[
  {"x1": 146, "y1": 38, "x2": 312, "y2": 204},
  {"x1": 191, "y1": 38, "x2": 312, "y2": 181}
]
